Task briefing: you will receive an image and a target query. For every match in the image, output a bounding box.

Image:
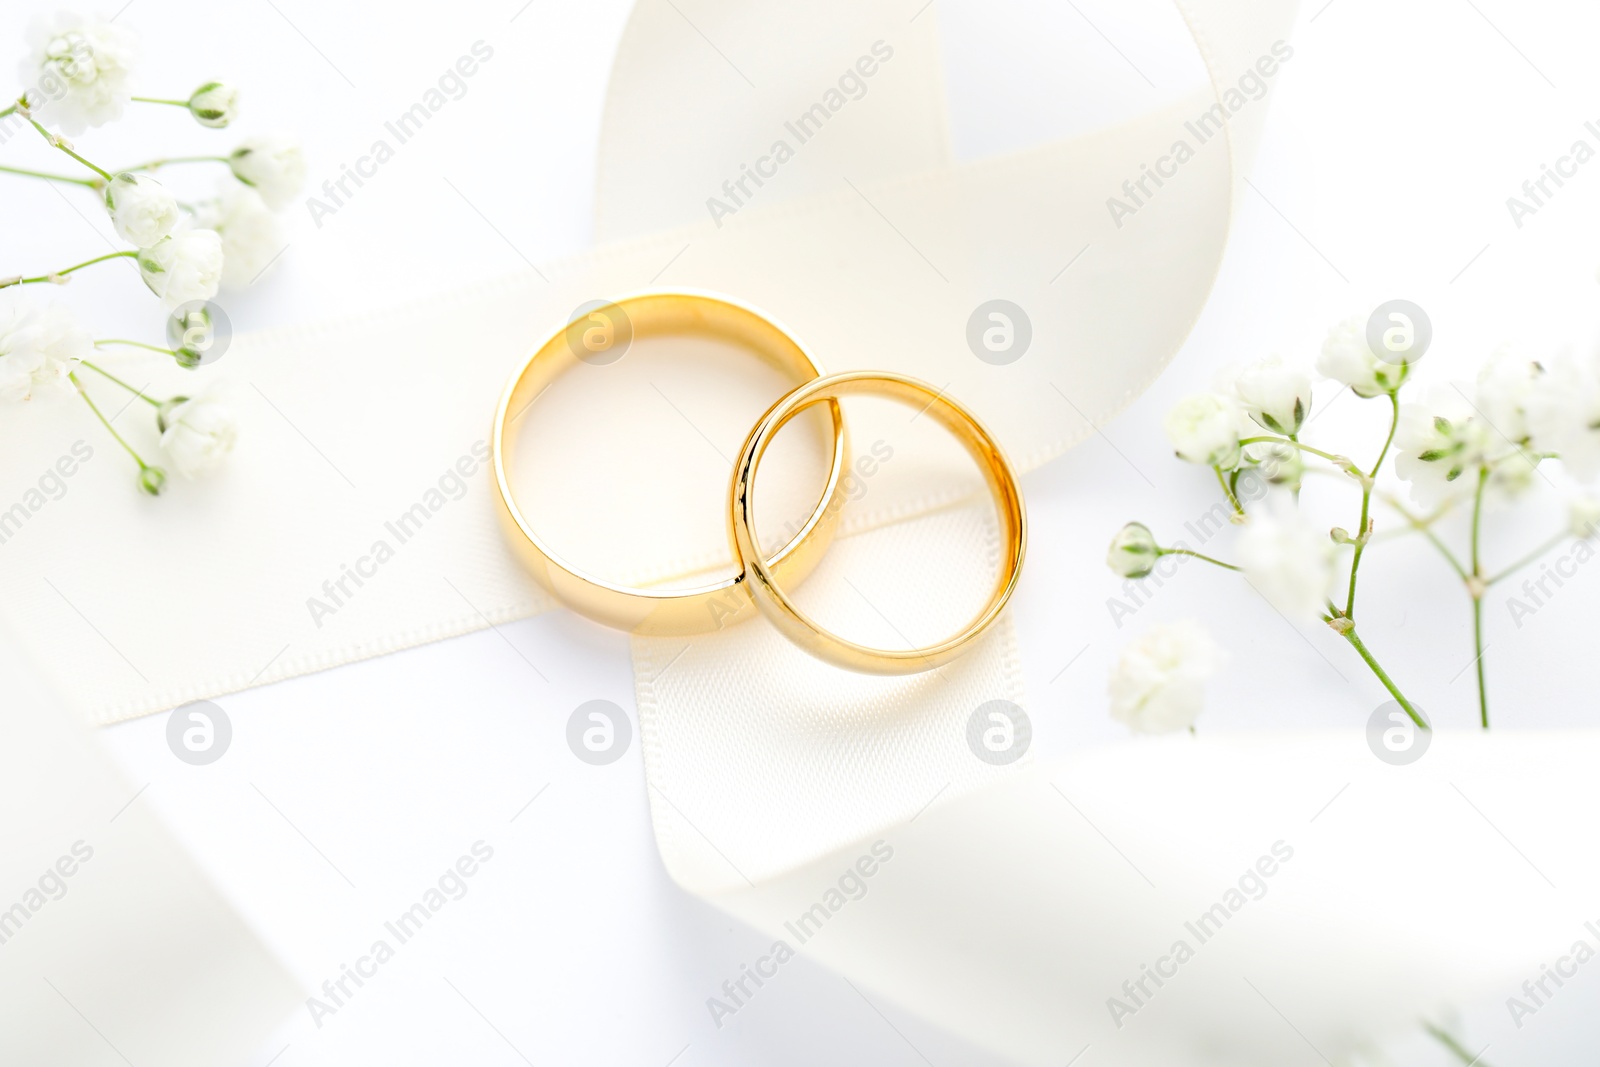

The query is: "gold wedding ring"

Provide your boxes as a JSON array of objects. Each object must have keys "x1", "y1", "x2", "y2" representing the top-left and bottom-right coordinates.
[
  {"x1": 730, "y1": 371, "x2": 1026, "y2": 675},
  {"x1": 492, "y1": 291, "x2": 847, "y2": 636},
  {"x1": 492, "y1": 292, "x2": 1027, "y2": 672}
]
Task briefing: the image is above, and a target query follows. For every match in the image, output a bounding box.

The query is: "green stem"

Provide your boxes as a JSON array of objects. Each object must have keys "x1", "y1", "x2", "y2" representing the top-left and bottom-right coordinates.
[
  {"x1": 117, "y1": 154, "x2": 230, "y2": 174},
  {"x1": 1214, "y1": 466, "x2": 1244, "y2": 516},
  {"x1": 1341, "y1": 626, "x2": 1429, "y2": 729},
  {"x1": 80, "y1": 361, "x2": 160, "y2": 406},
  {"x1": 131, "y1": 96, "x2": 190, "y2": 107},
  {"x1": 0, "y1": 250, "x2": 137, "y2": 288},
  {"x1": 95, "y1": 338, "x2": 179, "y2": 357},
  {"x1": 1384, "y1": 497, "x2": 1470, "y2": 580},
  {"x1": 1344, "y1": 393, "x2": 1401, "y2": 619},
  {"x1": 1486, "y1": 530, "x2": 1569, "y2": 586},
  {"x1": 1470, "y1": 467, "x2": 1490, "y2": 729},
  {"x1": 0, "y1": 102, "x2": 16, "y2": 120},
  {"x1": 1238, "y1": 435, "x2": 1352, "y2": 469},
  {"x1": 27, "y1": 116, "x2": 113, "y2": 181},
  {"x1": 1158, "y1": 547, "x2": 1241, "y2": 572},
  {"x1": 0, "y1": 163, "x2": 100, "y2": 187},
  {"x1": 1424, "y1": 1022, "x2": 1494, "y2": 1067},
  {"x1": 72, "y1": 373, "x2": 153, "y2": 470}
]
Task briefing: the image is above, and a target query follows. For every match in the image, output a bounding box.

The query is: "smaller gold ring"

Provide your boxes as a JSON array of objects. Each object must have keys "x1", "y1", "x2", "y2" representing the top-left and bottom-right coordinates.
[
  {"x1": 492, "y1": 291, "x2": 848, "y2": 636},
  {"x1": 729, "y1": 371, "x2": 1026, "y2": 675}
]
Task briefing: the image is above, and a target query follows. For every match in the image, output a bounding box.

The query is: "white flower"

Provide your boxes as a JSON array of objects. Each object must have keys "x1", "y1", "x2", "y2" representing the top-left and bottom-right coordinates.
[
  {"x1": 18, "y1": 11, "x2": 138, "y2": 135},
  {"x1": 1526, "y1": 355, "x2": 1600, "y2": 479},
  {"x1": 229, "y1": 135, "x2": 305, "y2": 210},
  {"x1": 1109, "y1": 621, "x2": 1225, "y2": 734},
  {"x1": 0, "y1": 298, "x2": 91, "y2": 403},
  {"x1": 1236, "y1": 493, "x2": 1337, "y2": 622},
  {"x1": 1164, "y1": 393, "x2": 1242, "y2": 469},
  {"x1": 1318, "y1": 317, "x2": 1408, "y2": 398},
  {"x1": 195, "y1": 183, "x2": 281, "y2": 289},
  {"x1": 186, "y1": 82, "x2": 239, "y2": 128},
  {"x1": 104, "y1": 172, "x2": 180, "y2": 247},
  {"x1": 1107, "y1": 522, "x2": 1160, "y2": 579},
  {"x1": 1473, "y1": 350, "x2": 1543, "y2": 448},
  {"x1": 1242, "y1": 438, "x2": 1303, "y2": 492},
  {"x1": 158, "y1": 388, "x2": 238, "y2": 477},
  {"x1": 1233, "y1": 355, "x2": 1312, "y2": 436},
  {"x1": 1393, "y1": 386, "x2": 1495, "y2": 508},
  {"x1": 1571, "y1": 497, "x2": 1600, "y2": 538},
  {"x1": 137, "y1": 229, "x2": 224, "y2": 311}
]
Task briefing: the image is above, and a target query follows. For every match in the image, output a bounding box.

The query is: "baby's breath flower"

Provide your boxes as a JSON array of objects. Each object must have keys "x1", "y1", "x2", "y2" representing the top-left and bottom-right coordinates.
[
  {"x1": 186, "y1": 81, "x2": 239, "y2": 127},
  {"x1": 138, "y1": 229, "x2": 224, "y2": 311},
  {"x1": 1236, "y1": 493, "x2": 1338, "y2": 622},
  {"x1": 229, "y1": 134, "x2": 305, "y2": 209},
  {"x1": 1233, "y1": 355, "x2": 1312, "y2": 436},
  {"x1": 1473, "y1": 350, "x2": 1543, "y2": 448},
  {"x1": 1526, "y1": 355, "x2": 1600, "y2": 479},
  {"x1": 1571, "y1": 497, "x2": 1600, "y2": 538},
  {"x1": 1164, "y1": 393, "x2": 1242, "y2": 469},
  {"x1": 1393, "y1": 387, "x2": 1495, "y2": 507},
  {"x1": 104, "y1": 172, "x2": 181, "y2": 247},
  {"x1": 1107, "y1": 522, "x2": 1160, "y2": 579},
  {"x1": 18, "y1": 11, "x2": 138, "y2": 134},
  {"x1": 0, "y1": 297, "x2": 91, "y2": 403},
  {"x1": 1318, "y1": 317, "x2": 1408, "y2": 398},
  {"x1": 194, "y1": 181, "x2": 280, "y2": 289},
  {"x1": 1109, "y1": 621, "x2": 1224, "y2": 734},
  {"x1": 158, "y1": 387, "x2": 238, "y2": 476}
]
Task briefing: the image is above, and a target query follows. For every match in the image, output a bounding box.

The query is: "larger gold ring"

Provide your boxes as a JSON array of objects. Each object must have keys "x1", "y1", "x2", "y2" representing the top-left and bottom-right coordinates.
[
  {"x1": 492, "y1": 291, "x2": 847, "y2": 636},
  {"x1": 729, "y1": 371, "x2": 1026, "y2": 675}
]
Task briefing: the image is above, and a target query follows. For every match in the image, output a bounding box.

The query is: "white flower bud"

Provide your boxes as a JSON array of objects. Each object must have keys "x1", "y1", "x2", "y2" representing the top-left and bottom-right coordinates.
[
  {"x1": 193, "y1": 181, "x2": 280, "y2": 289},
  {"x1": 104, "y1": 172, "x2": 181, "y2": 247},
  {"x1": 1318, "y1": 317, "x2": 1408, "y2": 398},
  {"x1": 229, "y1": 134, "x2": 305, "y2": 210},
  {"x1": 187, "y1": 81, "x2": 240, "y2": 127},
  {"x1": 158, "y1": 388, "x2": 238, "y2": 477},
  {"x1": 1107, "y1": 522, "x2": 1161, "y2": 579},
  {"x1": 1236, "y1": 494, "x2": 1338, "y2": 622},
  {"x1": 1109, "y1": 621, "x2": 1225, "y2": 734},
  {"x1": 1234, "y1": 355, "x2": 1312, "y2": 435},
  {"x1": 138, "y1": 465, "x2": 168, "y2": 496},
  {"x1": 1164, "y1": 393, "x2": 1242, "y2": 469},
  {"x1": 138, "y1": 229, "x2": 224, "y2": 311},
  {"x1": 1571, "y1": 497, "x2": 1600, "y2": 539}
]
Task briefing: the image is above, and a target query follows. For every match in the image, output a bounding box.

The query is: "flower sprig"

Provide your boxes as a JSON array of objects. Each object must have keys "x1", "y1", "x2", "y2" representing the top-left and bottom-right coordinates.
[
  {"x1": 1107, "y1": 312, "x2": 1600, "y2": 731},
  {"x1": 1, "y1": 10, "x2": 305, "y2": 495}
]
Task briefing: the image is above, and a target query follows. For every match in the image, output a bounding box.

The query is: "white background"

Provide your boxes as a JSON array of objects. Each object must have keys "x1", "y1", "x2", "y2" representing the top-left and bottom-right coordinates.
[{"x1": 6, "y1": 0, "x2": 1600, "y2": 1062}]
